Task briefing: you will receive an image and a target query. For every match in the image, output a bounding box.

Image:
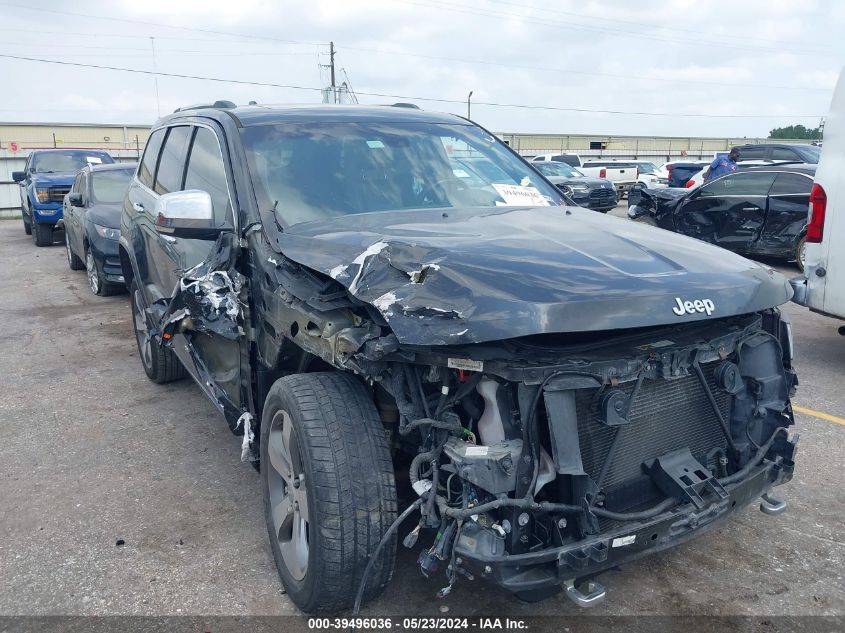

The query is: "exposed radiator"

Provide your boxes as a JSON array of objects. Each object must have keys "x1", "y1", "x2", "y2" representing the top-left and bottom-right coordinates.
[{"x1": 575, "y1": 362, "x2": 731, "y2": 491}]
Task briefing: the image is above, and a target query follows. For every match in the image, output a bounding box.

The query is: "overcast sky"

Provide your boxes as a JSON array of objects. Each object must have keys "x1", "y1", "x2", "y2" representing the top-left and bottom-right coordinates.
[{"x1": 0, "y1": 0, "x2": 841, "y2": 137}]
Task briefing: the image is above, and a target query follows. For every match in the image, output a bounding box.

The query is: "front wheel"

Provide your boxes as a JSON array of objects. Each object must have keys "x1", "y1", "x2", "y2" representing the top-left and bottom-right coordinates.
[
  {"x1": 86, "y1": 246, "x2": 119, "y2": 296},
  {"x1": 129, "y1": 279, "x2": 186, "y2": 383},
  {"x1": 32, "y1": 221, "x2": 53, "y2": 246},
  {"x1": 261, "y1": 372, "x2": 397, "y2": 613}
]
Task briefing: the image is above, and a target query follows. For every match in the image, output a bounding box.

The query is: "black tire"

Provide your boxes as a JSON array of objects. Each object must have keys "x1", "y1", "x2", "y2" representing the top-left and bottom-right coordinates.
[
  {"x1": 633, "y1": 215, "x2": 657, "y2": 226},
  {"x1": 65, "y1": 232, "x2": 84, "y2": 270},
  {"x1": 86, "y1": 245, "x2": 120, "y2": 296},
  {"x1": 33, "y1": 222, "x2": 53, "y2": 246},
  {"x1": 795, "y1": 236, "x2": 806, "y2": 273},
  {"x1": 261, "y1": 372, "x2": 397, "y2": 613},
  {"x1": 23, "y1": 209, "x2": 32, "y2": 235},
  {"x1": 129, "y1": 278, "x2": 186, "y2": 383}
]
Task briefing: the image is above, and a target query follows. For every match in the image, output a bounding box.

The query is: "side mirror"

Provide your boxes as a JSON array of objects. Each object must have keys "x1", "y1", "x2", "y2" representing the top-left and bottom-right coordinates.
[
  {"x1": 12, "y1": 171, "x2": 26, "y2": 183},
  {"x1": 153, "y1": 190, "x2": 221, "y2": 239},
  {"x1": 68, "y1": 192, "x2": 84, "y2": 206}
]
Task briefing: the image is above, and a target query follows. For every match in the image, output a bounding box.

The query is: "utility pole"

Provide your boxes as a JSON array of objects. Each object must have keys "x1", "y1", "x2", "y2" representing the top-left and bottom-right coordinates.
[
  {"x1": 467, "y1": 90, "x2": 473, "y2": 120},
  {"x1": 329, "y1": 41, "x2": 337, "y2": 104},
  {"x1": 150, "y1": 36, "x2": 161, "y2": 117}
]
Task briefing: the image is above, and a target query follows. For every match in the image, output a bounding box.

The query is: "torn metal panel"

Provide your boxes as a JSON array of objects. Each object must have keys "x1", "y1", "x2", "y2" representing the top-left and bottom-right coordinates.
[
  {"x1": 155, "y1": 232, "x2": 244, "y2": 341},
  {"x1": 272, "y1": 206, "x2": 792, "y2": 346}
]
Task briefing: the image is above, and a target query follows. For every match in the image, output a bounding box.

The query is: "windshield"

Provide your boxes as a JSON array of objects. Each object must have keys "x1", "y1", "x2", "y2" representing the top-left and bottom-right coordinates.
[
  {"x1": 32, "y1": 152, "x2": 113, "y2": 173},
  {"x1": 241, "y1": 121, "x2": 563, "y2": 226},
  {"x1": 91, "y1": 169, "x2": 133, "y2": 204},
  {"x1": 534, "y1": 161, "x2": 582, "y2": 178}
]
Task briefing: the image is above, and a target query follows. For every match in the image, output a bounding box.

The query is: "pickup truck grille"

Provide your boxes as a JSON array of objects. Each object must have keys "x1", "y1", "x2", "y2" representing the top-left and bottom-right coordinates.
[
  {"x1": 588, "y1": 188, "x2": 615, "y2": 207},
  {"x1": 48, "y1": 186, "x2": 71, "y2": 203},
  {"x1": 574, "y1": 362, "x2": 730, "y2": 490}
]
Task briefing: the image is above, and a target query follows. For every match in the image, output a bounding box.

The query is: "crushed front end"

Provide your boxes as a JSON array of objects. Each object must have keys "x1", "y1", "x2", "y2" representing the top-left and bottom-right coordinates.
[{"x1": 378, "y1": 311, "x2": 797, "y2": 602}]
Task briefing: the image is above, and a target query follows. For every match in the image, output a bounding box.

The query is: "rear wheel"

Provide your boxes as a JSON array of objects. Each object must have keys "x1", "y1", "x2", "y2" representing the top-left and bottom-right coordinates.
[
  {"x1": 129, "y1": 279, "x2": 186, "y2": 383},
  {"x1": 32, "y1": 222, "x2": 53, "y2": 246},
  {"x1": 261, "y1": 372, "x2": 397, "y2": 613},
  {"x1": 65, "y1": 232, "x2": 84, "y2": 270},
  {"x1": 795, "y1": 236, "x2": 807, "y2": 272}
]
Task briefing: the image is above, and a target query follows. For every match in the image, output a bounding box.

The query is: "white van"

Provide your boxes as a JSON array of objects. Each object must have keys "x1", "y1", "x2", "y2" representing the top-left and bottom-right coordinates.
[{"x1": 791, "y1": 68, "x2": 845, "y2": 329}]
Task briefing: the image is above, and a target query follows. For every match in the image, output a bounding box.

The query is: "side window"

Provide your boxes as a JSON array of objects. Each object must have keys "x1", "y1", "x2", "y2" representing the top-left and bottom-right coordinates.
[
  {"x1": 736, "y1": 146, "x2": 765, "y2": 160},
  {"x1": 770, "y1": 173, "x2": 812, "y2": 195},
  {"x1": 138, "y1": 129, "x2": 166, "y2": 189},
  {"x1": 698, "y1": 172, "x2": 777, "y2": 197},
  {"x1": 184, "y1": 127, "x2": 233, "y2": 224},
  {"x1": 154, "y1": 126, "x2": 192, "y2": 195},
  {"x1": 772, "y1": 147, "x2": 800, "y2": 161}
]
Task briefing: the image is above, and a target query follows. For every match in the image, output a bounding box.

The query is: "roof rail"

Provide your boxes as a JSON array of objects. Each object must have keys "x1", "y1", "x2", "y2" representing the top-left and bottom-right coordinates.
[
  {"x1": 173, "y1": 100, "x2": 237, "y2": 113},
  {"x1": 390, "y1": 102, "x2": 421, "y2": 109}
]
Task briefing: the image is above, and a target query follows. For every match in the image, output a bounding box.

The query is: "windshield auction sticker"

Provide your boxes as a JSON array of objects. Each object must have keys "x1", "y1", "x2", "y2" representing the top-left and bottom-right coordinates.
[{"x1": 492, "y1": 183, "x2": 550, "y2": 206}]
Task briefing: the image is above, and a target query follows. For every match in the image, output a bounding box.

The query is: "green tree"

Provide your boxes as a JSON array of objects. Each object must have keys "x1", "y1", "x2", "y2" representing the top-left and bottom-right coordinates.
[{"x1": 769, "y1": 124, "x2": 821, "y2": 140}]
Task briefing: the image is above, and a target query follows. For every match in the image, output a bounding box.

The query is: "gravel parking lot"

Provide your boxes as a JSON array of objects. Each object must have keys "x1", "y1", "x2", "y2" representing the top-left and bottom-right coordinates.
[{"x1": 1, "y1": 212, "x2": 843, "y2": 623}]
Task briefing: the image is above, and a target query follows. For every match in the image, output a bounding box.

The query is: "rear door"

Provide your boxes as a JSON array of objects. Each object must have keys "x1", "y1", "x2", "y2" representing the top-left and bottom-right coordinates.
[
  {"x1": 758, "y1": 171, "x2": 813, "y2": 256},
  {"x1": 674, "y1": 171, "x2": 777, "y2": 252},
  {"x1": 125, "y1": 127, "x2": 167, "y2": 301}
]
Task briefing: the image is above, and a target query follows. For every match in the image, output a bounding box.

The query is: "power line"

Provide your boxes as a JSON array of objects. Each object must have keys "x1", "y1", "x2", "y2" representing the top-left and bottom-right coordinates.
[
  {"x1": 394, "y1": 0, "x2": 832, "y2": 57},
  {"x1": 483, "y1": 0, "x2": 828, "y2": 50},
  {"x1": 0, "y1": 2, "x2": 326, "y2": 47},
  {"x1": 0, "y1": 53, "x2": 822, "y2": 119}
]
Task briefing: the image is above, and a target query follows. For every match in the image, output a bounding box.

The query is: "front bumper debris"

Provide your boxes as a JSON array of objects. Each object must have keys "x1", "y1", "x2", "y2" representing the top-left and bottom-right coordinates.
[{"x1": 453, "y1": 458, "x2": 792, "y2": 596}]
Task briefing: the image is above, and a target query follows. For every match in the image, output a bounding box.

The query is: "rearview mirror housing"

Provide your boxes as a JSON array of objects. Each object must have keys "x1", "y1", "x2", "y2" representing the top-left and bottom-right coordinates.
[
  {"x1": 68, "y1": 192, "x2": 84, "y2": 206},
  {"x1": 153, "y1": 190, "x2": 222, "y2": 239},
  {"x1": 12, "y1": 171, "x2": 25, "y2": 183}
]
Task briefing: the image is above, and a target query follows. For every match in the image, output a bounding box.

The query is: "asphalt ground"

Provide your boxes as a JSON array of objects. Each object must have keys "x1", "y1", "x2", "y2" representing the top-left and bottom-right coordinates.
[{"x1": 0, "y1": 210, "x2": 843, "y2": 627}]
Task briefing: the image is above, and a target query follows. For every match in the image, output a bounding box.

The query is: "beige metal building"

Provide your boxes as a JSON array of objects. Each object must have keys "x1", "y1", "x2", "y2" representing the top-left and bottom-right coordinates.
[
  {"x1": 0, "y1": 122, "x2": 151, "y2": 155},
  {"x1": 498, "y1": 132, "x2": 812, "y2": 161}
]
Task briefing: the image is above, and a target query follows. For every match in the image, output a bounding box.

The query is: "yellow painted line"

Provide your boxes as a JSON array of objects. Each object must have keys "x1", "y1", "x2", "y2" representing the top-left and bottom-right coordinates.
[{"x1": 793, "y1": 405, "x2": 845, "y2": 427}]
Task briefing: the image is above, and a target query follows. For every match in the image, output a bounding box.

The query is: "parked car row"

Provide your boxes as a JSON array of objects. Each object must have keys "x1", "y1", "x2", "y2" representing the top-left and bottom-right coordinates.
[{"x1": 12, "y1": 149, "x2": 137, "y2": 296}]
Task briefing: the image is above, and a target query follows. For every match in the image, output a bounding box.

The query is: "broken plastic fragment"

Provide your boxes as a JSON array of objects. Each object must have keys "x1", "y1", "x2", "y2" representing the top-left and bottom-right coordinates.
[{"x1": 236, "y1": 412, "x2": 257, "y2": 462}]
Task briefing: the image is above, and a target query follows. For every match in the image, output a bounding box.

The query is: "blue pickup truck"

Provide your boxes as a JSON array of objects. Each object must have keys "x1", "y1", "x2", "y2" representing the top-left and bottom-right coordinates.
[{"x1": 13, "y1": 149, "x2": 115, "y2": 246}]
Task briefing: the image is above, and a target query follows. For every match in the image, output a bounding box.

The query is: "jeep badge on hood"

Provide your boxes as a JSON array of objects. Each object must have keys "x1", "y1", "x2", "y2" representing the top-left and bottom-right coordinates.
[{"x1": 673, "y1": 297, "x2": 716, "y2": 316}]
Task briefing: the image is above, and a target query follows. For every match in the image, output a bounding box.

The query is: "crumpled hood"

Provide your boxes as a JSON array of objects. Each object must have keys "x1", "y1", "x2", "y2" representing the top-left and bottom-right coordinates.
[{"x1": 277, "y1": 206, "x2": 792, "y2": 346}]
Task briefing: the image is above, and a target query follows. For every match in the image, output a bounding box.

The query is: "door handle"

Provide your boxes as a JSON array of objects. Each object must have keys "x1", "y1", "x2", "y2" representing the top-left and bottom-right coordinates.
[
  {"x1": 742, "y1": 206, "x2": 760, "y2": 211},
  {"x1": 132, "y1": 202, "x2": 145, "y2": 213},
  {"x1": 160, "y1": 234, "x2": 177, "y2": 243}
]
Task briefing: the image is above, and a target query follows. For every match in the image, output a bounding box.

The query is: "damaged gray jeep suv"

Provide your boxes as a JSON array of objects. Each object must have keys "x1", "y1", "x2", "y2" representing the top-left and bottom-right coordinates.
[{"x1": 120, "y1": 102, "x2": 799, "y2": 613}]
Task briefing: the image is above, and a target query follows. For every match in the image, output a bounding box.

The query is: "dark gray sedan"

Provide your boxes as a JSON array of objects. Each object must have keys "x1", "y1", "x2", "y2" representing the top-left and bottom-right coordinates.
[
  {"x1": 62, "y1": 162, "x2": 137, "y2": 296},
  {"x1": 531, "y1": 161, "x2": 617, "y2": 212}
]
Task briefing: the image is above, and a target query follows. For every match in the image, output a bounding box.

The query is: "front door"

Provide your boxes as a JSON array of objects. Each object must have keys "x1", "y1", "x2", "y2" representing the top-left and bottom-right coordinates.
[{"x1": 674, "y1": 171, "x2": 777, "y2": 253}]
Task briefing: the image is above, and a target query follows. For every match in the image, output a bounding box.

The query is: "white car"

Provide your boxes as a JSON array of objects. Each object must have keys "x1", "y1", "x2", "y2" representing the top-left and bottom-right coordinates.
[
  {"x1": 629, "y1": 160, "x2": 668, "y2": 189},
  {"x1": 791, "y1": 68, "x2": 843, "y2": 329}
]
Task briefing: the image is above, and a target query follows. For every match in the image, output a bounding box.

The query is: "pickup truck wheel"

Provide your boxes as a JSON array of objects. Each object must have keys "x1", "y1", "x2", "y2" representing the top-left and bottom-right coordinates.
[
  {"x1": 32, "y1": 222, "x2": 53, "y2": 247},
  {"x1": 129, "y1": 279, "x2": 186, "y2": 383},
  {"x1": 261, "y1": 372, "x2": 397, "y2": 613},
  {"x1": 86, "y1": 247, "x2": 120, "y2": 296},
  {"x1": 795, "y1": 236, "x2": 806, "y2": 272},
  {"x1": 66, "y1": 232, "x2": 84, "y2": 270}
]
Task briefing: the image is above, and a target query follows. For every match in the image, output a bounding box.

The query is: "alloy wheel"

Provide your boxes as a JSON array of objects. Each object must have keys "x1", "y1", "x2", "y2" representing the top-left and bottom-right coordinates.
[
  {"x1": 266, "y1": 409, "x2": 309, "y2": 581},
  {"x1": 86, "y1": 250, "x2": 100, "y2": 294},
  {"x1": 132, "y1": 288, "x2": 153, "y2": 370}
]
